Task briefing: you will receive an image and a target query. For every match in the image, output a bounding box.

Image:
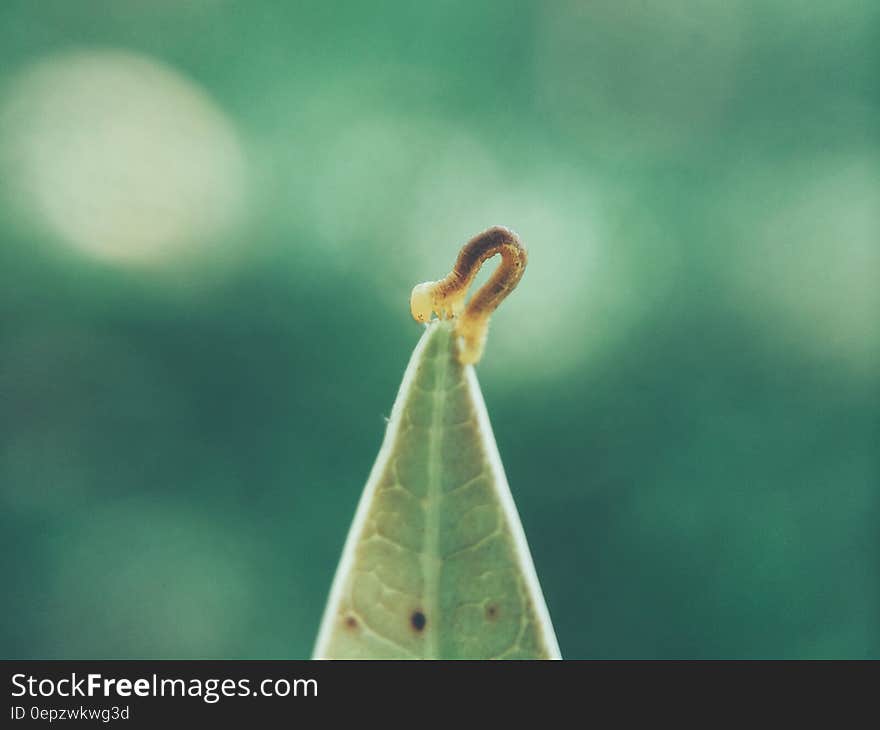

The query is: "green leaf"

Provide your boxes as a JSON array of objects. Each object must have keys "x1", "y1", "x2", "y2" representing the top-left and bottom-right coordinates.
[{"x1": 313, "y1": 321, "x2": 560, "y2": 659}]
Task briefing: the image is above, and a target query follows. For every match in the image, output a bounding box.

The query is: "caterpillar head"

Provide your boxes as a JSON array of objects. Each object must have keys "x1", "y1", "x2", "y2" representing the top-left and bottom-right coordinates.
[{"x1": 410, "y1": 281, "x2": 436, "y2": 323}]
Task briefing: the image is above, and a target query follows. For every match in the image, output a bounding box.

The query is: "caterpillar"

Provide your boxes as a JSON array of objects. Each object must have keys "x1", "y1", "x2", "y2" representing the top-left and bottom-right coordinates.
[{"x1": 410, "y1": 225, "x2": 527, "y2": 365}]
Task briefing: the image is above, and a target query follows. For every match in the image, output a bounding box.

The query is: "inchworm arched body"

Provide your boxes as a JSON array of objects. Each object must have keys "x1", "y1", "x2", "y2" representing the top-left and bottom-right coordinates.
[{"x1": 410, "y1": 225, "x2": 527, "y2": 365}]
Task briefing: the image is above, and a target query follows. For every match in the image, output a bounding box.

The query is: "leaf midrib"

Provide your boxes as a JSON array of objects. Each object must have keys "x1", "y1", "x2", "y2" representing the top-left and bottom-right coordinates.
[{"x1": 422, "y1": 326, "x2": 449, "y2": 659}]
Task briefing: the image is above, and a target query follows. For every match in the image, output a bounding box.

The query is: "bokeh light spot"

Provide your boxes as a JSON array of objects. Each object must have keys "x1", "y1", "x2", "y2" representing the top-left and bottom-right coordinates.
[{"x1": 0, "y1": 49, "x2": 247, "y2": 267}]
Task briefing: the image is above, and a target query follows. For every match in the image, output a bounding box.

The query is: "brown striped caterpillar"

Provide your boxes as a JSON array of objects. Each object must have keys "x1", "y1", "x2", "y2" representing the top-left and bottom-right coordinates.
[{"x1": 410, "y1": 225, "x2": 527, "y2": 365}]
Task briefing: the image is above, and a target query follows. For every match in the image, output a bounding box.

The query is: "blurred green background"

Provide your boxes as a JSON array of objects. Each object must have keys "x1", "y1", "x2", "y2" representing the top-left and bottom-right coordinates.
[{"x1": 1, "y1": 1, "x2": 877, "y2": 659}]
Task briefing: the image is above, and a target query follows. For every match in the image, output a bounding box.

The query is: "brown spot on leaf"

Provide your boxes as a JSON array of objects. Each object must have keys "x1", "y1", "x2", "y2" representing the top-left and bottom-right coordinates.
[
  {"x1": 486, "y1": 604, "x2": 499, "y2": 620},
  {"x1": 344, "y1": 615, "x2": 358, "y2": 630},
  {"x1": 410, "y1": 610, "x2": 427, "y2": 632}
]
